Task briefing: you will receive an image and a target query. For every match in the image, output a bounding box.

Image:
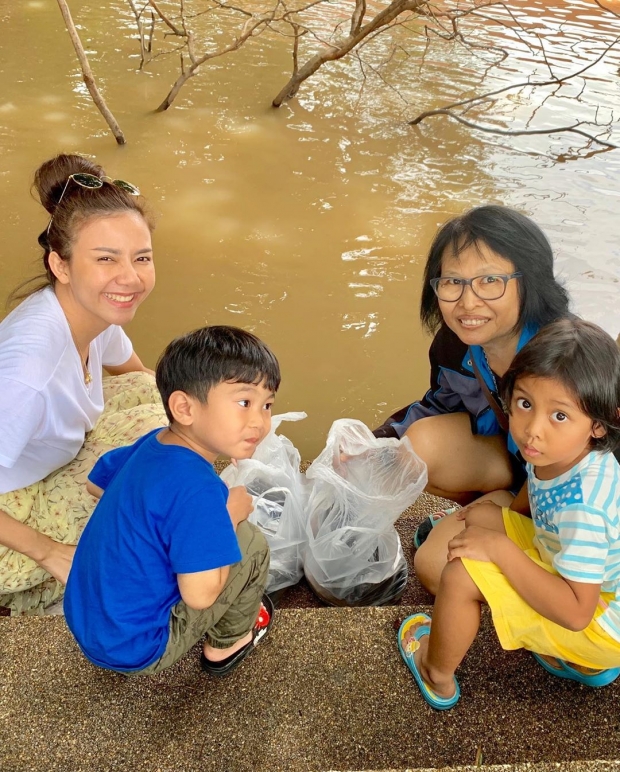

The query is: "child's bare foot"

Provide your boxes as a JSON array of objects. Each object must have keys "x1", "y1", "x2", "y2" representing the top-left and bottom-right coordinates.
[
  {"x1": 401, "y1": 615, "x2": 457, "y2": 700},
  {"x1": 203, "y1": 631, "x2": 252, "y2": 662}
]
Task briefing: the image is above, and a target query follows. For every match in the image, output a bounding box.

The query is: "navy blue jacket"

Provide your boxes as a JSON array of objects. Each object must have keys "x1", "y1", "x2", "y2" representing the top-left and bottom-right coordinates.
[{"x1": 373, "y1": 323, "x2": 538, "y2": 463}]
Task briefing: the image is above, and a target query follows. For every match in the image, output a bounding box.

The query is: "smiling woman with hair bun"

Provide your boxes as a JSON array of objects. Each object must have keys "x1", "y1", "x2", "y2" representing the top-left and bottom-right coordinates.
[{"x1": 0, "y1": 153, "x2": 166, "y2": 615}]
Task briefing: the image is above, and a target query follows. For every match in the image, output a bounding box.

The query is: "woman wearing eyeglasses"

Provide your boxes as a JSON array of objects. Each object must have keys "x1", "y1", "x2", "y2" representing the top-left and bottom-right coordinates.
[
  {"x1": 0, "y1": 153, "x2": 165, "y2": 615},
  {"x1": 373, "y1": 205, "x2": 571, "y2": 594}
]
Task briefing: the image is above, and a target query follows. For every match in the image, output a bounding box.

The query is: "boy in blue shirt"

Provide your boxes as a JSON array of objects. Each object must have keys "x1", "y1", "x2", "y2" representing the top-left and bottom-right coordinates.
[{"x1": 65, "y1": 326, "x2": 278, "y2": 676}]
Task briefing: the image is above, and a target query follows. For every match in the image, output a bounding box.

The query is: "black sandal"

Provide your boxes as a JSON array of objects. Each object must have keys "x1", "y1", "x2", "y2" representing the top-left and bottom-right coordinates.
[
  {"x1": 412, "y1": 508, "x2": 457, "y2": 549},
  {"x1": 200, "y1": 594, "x2": 274, "y2": 677}
]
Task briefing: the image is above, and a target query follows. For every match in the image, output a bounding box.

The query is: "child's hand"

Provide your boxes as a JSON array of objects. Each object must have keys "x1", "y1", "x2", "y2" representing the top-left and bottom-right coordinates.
[
  {"x1": 447, "y1": 525, "x2": 501, "y2": 563},
  {"x1": 227, "y1": 485, "x2": 253, "y2": 528}
]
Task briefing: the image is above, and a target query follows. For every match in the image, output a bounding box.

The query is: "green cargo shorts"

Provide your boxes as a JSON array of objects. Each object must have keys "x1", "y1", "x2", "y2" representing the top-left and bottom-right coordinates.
[{"x1": 133, "y1": 520, "x2": 269, "y2": 675}]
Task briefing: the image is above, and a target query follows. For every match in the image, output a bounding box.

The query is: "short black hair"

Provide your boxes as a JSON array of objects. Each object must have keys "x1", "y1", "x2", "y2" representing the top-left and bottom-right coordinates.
[
  {"x1": 420, "y1": 205, "x2": 570, "y2": 334},
  {"x1": 502, "y1": 318, "x2": 620, "y2": 453},
  {"x1": 156, "y1": 325, "x2": 281, "y2": 423}
]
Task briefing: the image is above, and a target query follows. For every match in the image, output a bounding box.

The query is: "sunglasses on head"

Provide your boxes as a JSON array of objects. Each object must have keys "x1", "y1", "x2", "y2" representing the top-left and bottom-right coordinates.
[{"x1": 45, "y1": 173, "x2": 140, "y2": 239}]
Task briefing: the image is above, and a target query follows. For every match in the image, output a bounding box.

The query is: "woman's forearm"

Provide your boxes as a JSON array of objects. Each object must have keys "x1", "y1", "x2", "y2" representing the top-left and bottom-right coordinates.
[
  {"x1": 0, "y1": 508, "x2": 54, "y2": 561},
  {"x1": 0, "y1": 508, "x2": 75, "y2": 584},
  {"x1": 105, "y1": 351, "x2": 154, "y2": 377}
]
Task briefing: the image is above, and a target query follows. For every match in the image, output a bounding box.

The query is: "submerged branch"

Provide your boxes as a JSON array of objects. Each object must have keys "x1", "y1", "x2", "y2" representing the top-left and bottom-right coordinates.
[
  {"x1": 126, "y1": 0, "x2": 154, "y2": 68},
  {"x1": 155, "y1": 12, "x2": 273, "y2": 111},
  {"x1": 410, "y1": 109, "x2": 618, "y2": 149},
  {"x1": 55, "y1": 0, "x2": 126, "y2": 144},
  {"x1": 148, "y1": 0, "x2": 187, "y2": 35},
  {"x1": 272, "y1": 0, "x2": 429, "y2": 107},
  {"x1": 408, "y1": 30, "x2": 620, "y2": 153},
  {"x1": 350, "y1": 0, "x2": 366, "y2": 36}
]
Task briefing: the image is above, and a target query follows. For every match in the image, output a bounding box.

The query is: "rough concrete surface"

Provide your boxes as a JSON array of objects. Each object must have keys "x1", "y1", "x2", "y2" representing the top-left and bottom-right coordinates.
[
  {"x1": 344, "y1": 766, "x2": 620, "y2": 772},
  {"x1": 340, "y1": 765, "x2": 620, "y2": 772},
  {"x1": 2, "y1": 485, "x2": 620, "y2": 771},
  {"x1": 2, "y1": 607, "x2": 620, "y2": 772}
]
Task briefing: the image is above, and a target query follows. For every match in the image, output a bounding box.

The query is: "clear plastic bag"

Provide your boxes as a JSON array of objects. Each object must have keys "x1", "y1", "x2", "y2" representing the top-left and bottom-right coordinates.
[
  {"x1": 220, "y1": 412, "x2": 309, "y2": 593},
  {"x1": 303, "y1": 418, "x2": 427, "y2": 607}
]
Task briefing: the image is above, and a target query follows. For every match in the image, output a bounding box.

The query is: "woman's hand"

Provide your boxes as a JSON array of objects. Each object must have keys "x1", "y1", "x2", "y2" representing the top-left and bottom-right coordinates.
[
  {"x1": 0, "y1": 510, "x2": 75, "y2": 585},
  {"x1": 38, "y1": 539, "x2": 76, "y2": 585},
  {"x1": 447, "y1": 525, "x2": 502, "y2": 563}
]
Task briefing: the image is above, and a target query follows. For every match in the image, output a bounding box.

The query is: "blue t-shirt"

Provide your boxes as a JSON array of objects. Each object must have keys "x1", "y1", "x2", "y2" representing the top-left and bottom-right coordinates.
[{"x1": 64, "y1": 429, "x2": 242, "y2": 672}]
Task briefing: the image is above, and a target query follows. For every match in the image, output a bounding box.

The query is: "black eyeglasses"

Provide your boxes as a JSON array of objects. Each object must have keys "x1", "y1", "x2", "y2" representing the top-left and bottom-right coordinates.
[
  {"x1": 430, "y1": 272, "x2": 522, "y2": 302},
  {"x1": 46, "y1": 173, "x2": 140, "y2": 237}
]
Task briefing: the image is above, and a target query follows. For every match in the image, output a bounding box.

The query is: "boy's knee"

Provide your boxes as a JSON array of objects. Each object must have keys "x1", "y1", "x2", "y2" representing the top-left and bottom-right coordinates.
[{"x1": 236, "y1": 521, "x2": 270, "y2": 571}]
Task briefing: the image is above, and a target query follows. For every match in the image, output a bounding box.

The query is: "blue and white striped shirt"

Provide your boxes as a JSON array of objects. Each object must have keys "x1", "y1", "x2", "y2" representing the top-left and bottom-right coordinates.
[{"x1": 527, "y1": 451, "x2": 620, "y2": 643}]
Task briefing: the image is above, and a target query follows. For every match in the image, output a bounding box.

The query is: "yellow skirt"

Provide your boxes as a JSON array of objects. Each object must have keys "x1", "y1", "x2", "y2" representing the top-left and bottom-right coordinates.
[
  {"x1": 462, "y1": 508, "x2": 620, "y2": 670},
  {"x1": 0, "y1": 372, "x2": 167, "y2": 615}
]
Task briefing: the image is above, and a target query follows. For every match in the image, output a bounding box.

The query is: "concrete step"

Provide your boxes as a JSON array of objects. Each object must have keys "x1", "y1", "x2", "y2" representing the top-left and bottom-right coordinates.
[{"x1": 2, "y1": 607, "x2": 620, "y2": 772}]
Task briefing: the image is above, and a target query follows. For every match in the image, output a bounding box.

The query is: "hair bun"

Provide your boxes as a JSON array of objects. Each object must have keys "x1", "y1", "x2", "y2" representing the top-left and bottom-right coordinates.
[{"x1": 33, "y1": 153, "x2": 106, "y2": 215}]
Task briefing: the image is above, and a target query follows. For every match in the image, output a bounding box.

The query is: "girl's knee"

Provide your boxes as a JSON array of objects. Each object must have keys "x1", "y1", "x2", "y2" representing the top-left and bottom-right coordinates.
[
  {"x1": 439, "y1": 558, "x2": 467, "y2": 586},
  {"x1": 413, "y1": 514, "x2": 464, "y2": 595},
  {"x1": 438, "y1": 558, "x2": 481, "y2": 601}
]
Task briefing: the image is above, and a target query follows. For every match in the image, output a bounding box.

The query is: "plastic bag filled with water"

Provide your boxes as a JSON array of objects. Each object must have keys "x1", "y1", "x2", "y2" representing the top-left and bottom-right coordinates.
[
  {"x1": 220, "y1": 412, "x2": 309, "y2": 593},
  {"x1": 303, "y1": 418, "x2": 427, "y2": 606}
]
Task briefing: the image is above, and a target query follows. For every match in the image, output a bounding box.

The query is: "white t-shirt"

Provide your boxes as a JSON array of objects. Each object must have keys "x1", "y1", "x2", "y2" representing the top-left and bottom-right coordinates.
[{"x1": 0, "y1": 288, "x2": 133, "y2": 494}]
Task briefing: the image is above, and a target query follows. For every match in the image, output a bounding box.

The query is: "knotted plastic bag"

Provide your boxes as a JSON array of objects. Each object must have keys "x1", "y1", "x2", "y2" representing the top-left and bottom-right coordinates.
[
  {"x1": 220, "y1": 412, "x2": 308, "y2": 593},
  {"x1": 303, "y1": 418, "x2": 427, "y2": 606}
]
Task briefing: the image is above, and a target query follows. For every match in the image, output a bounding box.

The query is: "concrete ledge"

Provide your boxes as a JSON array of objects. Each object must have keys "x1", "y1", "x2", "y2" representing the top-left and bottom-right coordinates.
[
  {"x1": 339, "y1": 765, "x2": 620, "y2": 772},
  {"x1": 2, "y1": 608, "x2": 620, "y2": 772}
]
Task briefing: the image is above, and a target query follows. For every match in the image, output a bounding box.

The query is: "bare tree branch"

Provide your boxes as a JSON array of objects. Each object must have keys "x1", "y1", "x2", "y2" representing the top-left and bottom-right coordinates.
[
  {"x1": 410, "y1": 108, "x2": 618, "y2": 148},
  {"x1": 147, "y1": 8, "x2": 156, "y2": 53},
  {"x1": 126, "y1": 0, "x2": 153, "y2": 68},
  {"x1": 409, "y1": 33, "x2": 620, "y2": 120},
  {"x1": 272, "y1": 0, "x2": 429, "y2": 107},
  {"x1": 148, "y1": 0, "x2": 186, "y2": 36},
  {"x1": 56, "y1": 0, "x2": 126, "y2": 144},
  {"x1": 291, "y1": 22, "x2": 306, "y2": 77},
  {"x1": 592, "y1": 0, "x2": 620, "y2": 18},
  {"x1": 155, "y1": 8, "x2": 277, "y2": 111},
  {"x1": 350, "y1": 0, "x2": 366, "y2": 37},
  {"x1": 117, "y1": 0, "x2": 618, "y2": 159}
]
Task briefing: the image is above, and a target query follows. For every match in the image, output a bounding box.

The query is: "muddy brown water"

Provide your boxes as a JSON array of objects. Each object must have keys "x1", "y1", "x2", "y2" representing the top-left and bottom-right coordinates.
[{"x1": 1, "y1": 0, "x2": 619, "y2": 458}]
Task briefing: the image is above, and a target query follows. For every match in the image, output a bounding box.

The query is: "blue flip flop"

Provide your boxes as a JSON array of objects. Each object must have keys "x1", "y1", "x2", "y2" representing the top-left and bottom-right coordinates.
[
  {"x1": 532, "y1": 652, "x2": 620, "y2": 688},
  {"x1": 397, "y1": 613, "x2": 460, "y2": 710}
]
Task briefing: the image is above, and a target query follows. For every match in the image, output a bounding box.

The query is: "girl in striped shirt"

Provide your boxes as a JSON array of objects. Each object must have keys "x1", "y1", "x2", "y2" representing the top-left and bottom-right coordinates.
[{"x1": 397, "y1": 318, "x2": 620, "y2": 710}]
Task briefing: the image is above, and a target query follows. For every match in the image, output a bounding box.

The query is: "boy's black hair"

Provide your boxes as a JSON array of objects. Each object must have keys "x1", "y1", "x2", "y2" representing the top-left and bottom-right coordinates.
[
  {"x1": 501, "y1": 318, "x2": 620, "y2": 453},
  {"x1": 420, "y1": 205, "x2": 570, "y2": 334},
  {"x1": 156, "y1": 325, "x2": 281, "y2": 423}
]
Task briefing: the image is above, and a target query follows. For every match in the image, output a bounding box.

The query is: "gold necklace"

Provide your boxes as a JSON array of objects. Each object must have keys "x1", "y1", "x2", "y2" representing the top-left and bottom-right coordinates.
[{"x1": 64, "y1": 316, "x2": 92, "y2": 385}]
